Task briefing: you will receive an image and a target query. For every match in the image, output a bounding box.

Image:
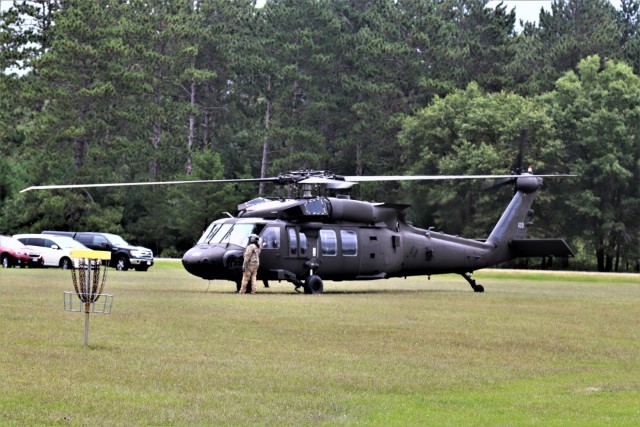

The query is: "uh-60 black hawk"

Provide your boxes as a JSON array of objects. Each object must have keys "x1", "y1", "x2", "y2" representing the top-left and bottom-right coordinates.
[{"x1": 22, "y1": 163, "x2": 575, "y2": 294}]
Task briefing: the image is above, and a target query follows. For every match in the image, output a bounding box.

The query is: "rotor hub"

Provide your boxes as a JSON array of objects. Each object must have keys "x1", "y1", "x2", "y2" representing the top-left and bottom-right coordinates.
[{"x1": 515, "y1": 175, "x2": 542, "y2": 193}]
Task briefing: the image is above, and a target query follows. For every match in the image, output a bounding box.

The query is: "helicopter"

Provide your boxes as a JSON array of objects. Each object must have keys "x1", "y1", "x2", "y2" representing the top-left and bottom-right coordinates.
[{"x1": 21, "y1": 166, "x2": 574, "y2": 294}]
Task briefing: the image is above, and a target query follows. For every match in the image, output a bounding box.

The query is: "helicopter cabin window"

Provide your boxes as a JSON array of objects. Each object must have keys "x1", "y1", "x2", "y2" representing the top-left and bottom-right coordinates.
[
  {"x1": 340, "y1": 230, "x2": 358, "y2": 256},
  {"x1": 288, "y1": 228, "x2": 298, "y2": 255},
  {"x1": 289, "y1": 229, "x2": 308, "y2": 255},
  {"x1": 320, "y1": 230, "x2": 337, "y2": 256},
  {"x1": 299, "y1": 232, "x2": 307, "y2": 255},
  {"x1": 261, "y1": 227, "x2": 280, "y2": 249}
]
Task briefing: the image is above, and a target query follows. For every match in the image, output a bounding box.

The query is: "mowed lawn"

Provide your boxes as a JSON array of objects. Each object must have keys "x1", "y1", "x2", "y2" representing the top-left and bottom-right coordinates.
[{"x1": 1, "y1": 264, "x2": 639, "y2": 426}]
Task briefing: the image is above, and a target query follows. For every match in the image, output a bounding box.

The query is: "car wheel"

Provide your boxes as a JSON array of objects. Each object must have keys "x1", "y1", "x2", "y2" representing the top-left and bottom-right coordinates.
[
  {"x1": 1, "y1": 255, "x2": 12, "y2": 268},
  {"x1": 115, "y1": 256, "x2": 129, "y2": 271},
  {"x1": 59, "y1": 257, "x2": 72, "y2": 269}
]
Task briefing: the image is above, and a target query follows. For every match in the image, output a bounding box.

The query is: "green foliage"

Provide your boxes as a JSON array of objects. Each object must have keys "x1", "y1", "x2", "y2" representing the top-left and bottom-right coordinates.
[
  {"x1": 398, "y1": 83, "x2": 561, "y2": 236},
  {"x1": 155, "y1": 150, "x2": 252, "y2": 250},
  {"x1": 618, "y1": 0, "x2": 640, "y2": 73},
  {"x1": 542, "y1": 55, "x2": 640, "y2": 271},
  {"x1": 507, "y1": 0, "x2": 624, "y2": 95},
  {"x1": 1, "y1": 189, "x2": 123, "y2": 235},
  {"x1": 1, "y1": 1, "x2": 638, "y2": 268}
]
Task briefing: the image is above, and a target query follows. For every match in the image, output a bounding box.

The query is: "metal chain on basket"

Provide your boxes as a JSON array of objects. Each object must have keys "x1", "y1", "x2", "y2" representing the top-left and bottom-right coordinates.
[
  {"x1": 71, "y1": 258, "x2": 86, "y2": 297},
  {"x1": 71, "y1": 258, "x2": 111, "y2": 303},
  {"x1": 70, "y1": 258, "x2": 111, "y2": 304},
  {"x1": 91, "y1": 262, "x2": 108, "y2": 302}
]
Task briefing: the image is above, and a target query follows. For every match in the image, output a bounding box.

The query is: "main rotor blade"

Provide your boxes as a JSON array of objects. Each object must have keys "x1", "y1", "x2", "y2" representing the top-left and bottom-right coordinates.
[
  {"x1": 342, "y1": 174, "x2": 574, "y2": 182},
  {"x1": 20, "y1": 177, "x2": 274, "y2": 193},
  {"x1": 21, "y1": 173, "x2": 576, "y2": 193}
]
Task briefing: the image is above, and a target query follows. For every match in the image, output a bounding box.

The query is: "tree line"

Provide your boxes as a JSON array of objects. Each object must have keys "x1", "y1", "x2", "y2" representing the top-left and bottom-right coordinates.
[{"x1": 0, "y1": 0, "x2": 638, "y2": 271}]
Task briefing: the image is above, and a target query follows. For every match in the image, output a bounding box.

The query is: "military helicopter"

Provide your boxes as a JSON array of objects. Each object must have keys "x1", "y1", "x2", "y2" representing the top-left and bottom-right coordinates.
[{"x1": 22, "y1": 162, "x2": 574, "y2": 294}]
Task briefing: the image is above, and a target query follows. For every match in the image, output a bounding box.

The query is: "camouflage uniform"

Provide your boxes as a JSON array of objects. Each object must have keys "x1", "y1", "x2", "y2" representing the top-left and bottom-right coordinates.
[{"x1": 239, "y1": 242, "x2": 261, "y2": 294}]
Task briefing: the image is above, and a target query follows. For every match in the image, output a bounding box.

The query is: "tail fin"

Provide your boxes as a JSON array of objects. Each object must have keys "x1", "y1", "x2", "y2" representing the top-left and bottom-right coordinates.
[
  {"x1": 486, "y1": 174, "x2": 574, "y2": 260},
  {"x1": 487, "y1": 174, "x2": 542, "y2": 248}
]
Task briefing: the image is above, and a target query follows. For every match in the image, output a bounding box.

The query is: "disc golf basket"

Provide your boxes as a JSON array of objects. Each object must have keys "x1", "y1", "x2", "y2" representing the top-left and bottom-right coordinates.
[{"x1": 64, "y1": 249, "x2": 113, "y2": 348}]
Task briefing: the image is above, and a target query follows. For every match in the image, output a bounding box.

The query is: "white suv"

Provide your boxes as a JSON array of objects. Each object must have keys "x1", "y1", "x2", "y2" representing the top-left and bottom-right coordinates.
[{"x1": 13, "y1": 233, "x2": 94, "y2": 269}]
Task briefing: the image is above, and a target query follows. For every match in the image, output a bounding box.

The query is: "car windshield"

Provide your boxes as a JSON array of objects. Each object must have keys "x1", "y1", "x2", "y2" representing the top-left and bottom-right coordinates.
[
  {"x1": 56, "y1": 238, "x2": 87, "y2": 249},
  {"x1": 1, "y1": 237, "x2": 26, "y2": 249}
]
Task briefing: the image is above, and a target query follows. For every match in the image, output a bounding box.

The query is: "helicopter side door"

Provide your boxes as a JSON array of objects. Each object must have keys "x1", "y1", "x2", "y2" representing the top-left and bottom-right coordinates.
[
  {"x1": 258, "y1": 225, "x2": 282, "y2": 276},
  {"x1": 316, "y1": 228, "x2": 360, "y2": 280},
  {"x1": 358, "y1": 227, "x2": 403, "y2": 278},
  {"x1": 283, "y1": 227, "x2": 310, "y2": 277},
  {"x1": 359, "y1": 228, "x2": 384, "y2": 277}
]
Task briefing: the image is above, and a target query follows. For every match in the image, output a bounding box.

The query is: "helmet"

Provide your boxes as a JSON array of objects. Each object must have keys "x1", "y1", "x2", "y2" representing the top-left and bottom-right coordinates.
[{"x1": 248, "y1": 234, "x2": 259, "y2": 245}]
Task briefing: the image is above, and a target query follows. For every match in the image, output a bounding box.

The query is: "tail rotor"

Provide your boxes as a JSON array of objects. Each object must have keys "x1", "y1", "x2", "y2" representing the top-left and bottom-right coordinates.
[{"x1": 482, "y1": 129, "x2": 529, "y2": 192}]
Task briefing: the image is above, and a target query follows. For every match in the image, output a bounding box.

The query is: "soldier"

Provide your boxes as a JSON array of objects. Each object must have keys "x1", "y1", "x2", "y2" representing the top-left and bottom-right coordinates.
[{"x1": 239, "y1": 234, "x2": 261, "y2": 294}]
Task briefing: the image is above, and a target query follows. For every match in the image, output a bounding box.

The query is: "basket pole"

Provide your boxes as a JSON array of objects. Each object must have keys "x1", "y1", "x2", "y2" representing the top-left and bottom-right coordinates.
[{"x1": 84, "y1": 259, "x2": 91, "y2": 348}]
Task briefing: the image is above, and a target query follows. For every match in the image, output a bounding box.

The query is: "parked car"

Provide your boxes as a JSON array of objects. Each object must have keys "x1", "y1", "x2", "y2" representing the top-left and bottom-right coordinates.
[
  {"x1": 13, "y1": 233, "x2": 96, "y2": 269},
  {"x1": 0, "y1": 235, "x2": 43, "y2": 268},
  {"x1": 42, "y1": 231, "x2": 154, "y2": 271}
]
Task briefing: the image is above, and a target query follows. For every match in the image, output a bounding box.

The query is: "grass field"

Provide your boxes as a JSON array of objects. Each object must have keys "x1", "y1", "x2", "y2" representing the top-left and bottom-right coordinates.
[{"x1": 1, "y1": 263, "x2": 639, "y2": 426}]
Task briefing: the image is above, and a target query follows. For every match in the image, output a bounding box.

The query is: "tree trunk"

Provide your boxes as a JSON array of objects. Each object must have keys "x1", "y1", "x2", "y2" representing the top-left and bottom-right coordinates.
[
  {"x1": 187, "y1": 77, "x2": 196, "y2": 175},
  {"x1": 75, "y1": 139, "x2": 87, "y2": 169},
  {"x1": 150, "y1": 117, "x2": 161, "y2": 180},
  {"x1": 596, "y1": 246, "x2": 605, "y2": 272},
  {"x1": 203, "y1": 108, "x2": 210, "y2": 149},
  {"x1": 259, "y1": 75, "x2": 272, "y2": 196}
]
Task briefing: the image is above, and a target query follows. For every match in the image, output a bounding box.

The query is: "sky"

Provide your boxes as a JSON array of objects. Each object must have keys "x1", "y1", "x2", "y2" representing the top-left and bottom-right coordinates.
[
  {"x1": 487, "y1": 0, "x2": 553, "y2": 27},
  {"x1": 487, "y1": 0, "x2": 622, "y2": 29}
]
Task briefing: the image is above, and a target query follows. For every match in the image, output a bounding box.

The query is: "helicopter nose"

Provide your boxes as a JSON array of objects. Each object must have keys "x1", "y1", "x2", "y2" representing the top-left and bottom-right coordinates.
[{"x1": 182, "y1": 245, "x2": 227, "y2": 279}]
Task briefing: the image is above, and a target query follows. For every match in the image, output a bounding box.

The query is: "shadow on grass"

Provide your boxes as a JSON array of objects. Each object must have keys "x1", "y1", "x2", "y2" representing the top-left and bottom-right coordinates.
[{"x1": 202, "y1": 288, "x2": 470, "y2": 296}]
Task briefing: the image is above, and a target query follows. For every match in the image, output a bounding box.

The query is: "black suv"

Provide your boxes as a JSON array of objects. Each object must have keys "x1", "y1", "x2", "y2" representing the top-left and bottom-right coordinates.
[{"x1": 43, "y1": 231, "x2": 154, "y2": 271}]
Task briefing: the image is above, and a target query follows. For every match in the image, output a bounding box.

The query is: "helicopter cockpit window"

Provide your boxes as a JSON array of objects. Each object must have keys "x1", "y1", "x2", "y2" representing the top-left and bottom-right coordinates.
[
  {"x1": 200, "y1": 223, "x2": 230, "y2": 244},
  {"x1": 226, "y1": 224, "x2": 257, "y2": 246},
  {"x1": 199, "y1": 223, "x2": 256, "y2": 246},
  {"x1": 198, "y1": 222, "x2": 223, "y2": 244},
  {"x1": 340, "y1": 230, "x2": 358, "y2": 256},
  {"x1": 261, "y1": 227, "x2": 280, "y2": 249},
  {"x1": 320, "y1": 229, "x2": 337, "y2": 256}
]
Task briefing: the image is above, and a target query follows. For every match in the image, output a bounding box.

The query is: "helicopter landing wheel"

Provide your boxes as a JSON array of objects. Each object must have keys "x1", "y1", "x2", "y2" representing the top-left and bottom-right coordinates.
[
  {"x1": 461, "y1": 272, "x2": 484, "y2": 293},
  {"x1": 304, "y1": 275, "x2": 324, "y2": 295}
]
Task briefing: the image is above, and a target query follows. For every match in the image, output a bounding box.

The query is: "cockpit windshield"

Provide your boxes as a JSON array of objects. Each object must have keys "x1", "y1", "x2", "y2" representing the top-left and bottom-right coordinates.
[{"x1": 198, "y1": 221, "x2": 257, "y2": 246}]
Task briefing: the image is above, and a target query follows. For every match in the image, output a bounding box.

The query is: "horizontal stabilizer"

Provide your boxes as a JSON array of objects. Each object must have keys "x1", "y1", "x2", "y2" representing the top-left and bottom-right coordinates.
[{"x1": 510, "y1": 239, "x2": 574, "y2": 257}]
